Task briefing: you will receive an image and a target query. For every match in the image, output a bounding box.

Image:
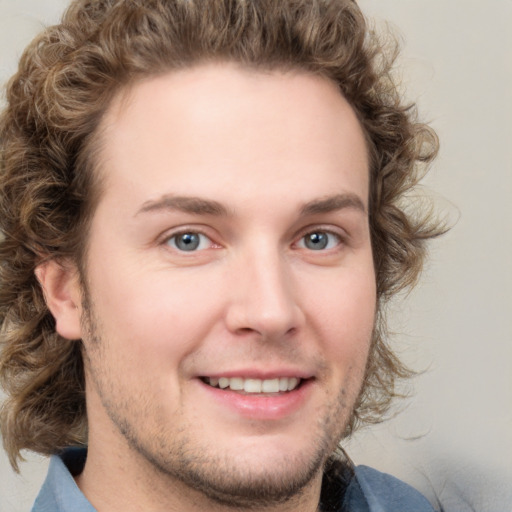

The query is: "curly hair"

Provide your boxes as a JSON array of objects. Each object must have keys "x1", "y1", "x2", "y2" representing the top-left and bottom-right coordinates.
[{"x1": 0, "y1": 0, "x2": 443, "y2": 470}]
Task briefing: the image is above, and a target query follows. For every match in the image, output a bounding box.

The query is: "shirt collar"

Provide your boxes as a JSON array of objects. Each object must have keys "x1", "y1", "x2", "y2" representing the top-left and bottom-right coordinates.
[
  {"x1": 32, "y1": 447, "x2": 429, "y2": 512},
  {"x1": 31, "y1": 448, "x2": 95, "y2": 512}
]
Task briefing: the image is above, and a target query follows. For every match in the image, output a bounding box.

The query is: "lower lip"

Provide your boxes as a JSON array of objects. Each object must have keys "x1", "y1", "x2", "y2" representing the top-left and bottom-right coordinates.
[{"x1": 199, "y1": 379, "x2": 313, "y2": 421}]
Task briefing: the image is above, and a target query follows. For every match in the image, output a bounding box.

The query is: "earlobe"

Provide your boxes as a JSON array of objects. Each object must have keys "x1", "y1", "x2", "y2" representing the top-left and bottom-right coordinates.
[{"x1": 35, "y1": 260, "x2": 83, "y2": 340}]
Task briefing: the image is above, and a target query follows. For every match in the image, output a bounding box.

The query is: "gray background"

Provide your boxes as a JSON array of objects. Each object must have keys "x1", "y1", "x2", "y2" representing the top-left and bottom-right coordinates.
[{"x1": 1, "y1": 1, "x2": 511, "y2": 510}]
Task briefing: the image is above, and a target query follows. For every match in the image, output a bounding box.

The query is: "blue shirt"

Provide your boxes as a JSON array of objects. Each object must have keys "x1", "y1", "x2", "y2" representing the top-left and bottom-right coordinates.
[{"x1": 32, "y1": 448, "x2": 435, "y2": 511}]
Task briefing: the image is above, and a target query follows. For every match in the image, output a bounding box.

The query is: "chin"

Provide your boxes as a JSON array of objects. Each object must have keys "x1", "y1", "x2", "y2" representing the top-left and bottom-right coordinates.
[
  {"x1": 162, "y1": 445, "x2": 328, "y2": 508},
  {"x1": 127, "y1": 420, "x2": 337, "y2": 508}
]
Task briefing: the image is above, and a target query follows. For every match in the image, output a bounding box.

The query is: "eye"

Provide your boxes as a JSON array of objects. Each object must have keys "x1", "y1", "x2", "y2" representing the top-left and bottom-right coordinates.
[
  {"x1": 297, "y1": 231, "x2": 341, "y2": 251},
  {"x1": 166, "y1": 232, "x2": 211, "y2": 252}
]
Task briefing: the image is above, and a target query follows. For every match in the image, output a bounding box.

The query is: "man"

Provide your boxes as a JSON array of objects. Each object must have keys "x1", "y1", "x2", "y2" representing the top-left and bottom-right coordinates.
[{"x1": 0, "y1": 1, "x2": 443, "y2": 510}]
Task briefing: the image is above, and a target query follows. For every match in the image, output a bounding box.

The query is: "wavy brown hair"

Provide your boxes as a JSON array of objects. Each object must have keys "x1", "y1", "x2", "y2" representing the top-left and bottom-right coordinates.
[{"x1": 0, "y1": 0, "x2": 443, "y2": 470}]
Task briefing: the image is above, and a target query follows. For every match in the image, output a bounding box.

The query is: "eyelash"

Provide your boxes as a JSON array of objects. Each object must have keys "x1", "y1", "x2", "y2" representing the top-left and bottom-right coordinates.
[{"x1": 162, "y1": 227, "x2": 344, "y2": 253}]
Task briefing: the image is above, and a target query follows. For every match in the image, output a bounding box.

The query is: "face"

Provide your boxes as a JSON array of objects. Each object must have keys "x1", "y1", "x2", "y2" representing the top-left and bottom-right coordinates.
[{"x1": 75, "y1": 64, "x2": 376, "y2": 508}]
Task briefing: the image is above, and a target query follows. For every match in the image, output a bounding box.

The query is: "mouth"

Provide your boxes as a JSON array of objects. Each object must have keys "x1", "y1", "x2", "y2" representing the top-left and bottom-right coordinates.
[
  {"x1": 201, "y1": 376, "x2": 303, "y2": 394},
  {"x1": 198, "y1": 374, "x2": 313, "y2": 420}
]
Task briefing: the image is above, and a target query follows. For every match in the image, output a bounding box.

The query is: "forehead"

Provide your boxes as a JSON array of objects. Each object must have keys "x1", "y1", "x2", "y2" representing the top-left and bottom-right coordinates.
[{"x1": 95, "y1": 63, "x2": 369, "y2": 212}]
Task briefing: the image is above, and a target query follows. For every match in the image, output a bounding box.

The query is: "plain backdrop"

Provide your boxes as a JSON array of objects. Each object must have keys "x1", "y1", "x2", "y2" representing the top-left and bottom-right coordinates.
[{"x1": 1, "y1": 1, "x2": 511, "y2": 511}]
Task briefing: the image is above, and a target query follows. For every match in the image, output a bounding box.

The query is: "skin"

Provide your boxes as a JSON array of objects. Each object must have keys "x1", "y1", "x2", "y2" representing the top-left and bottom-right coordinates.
[{"x1": 39, "y1": 63, "x2": 376, "y2": 512}]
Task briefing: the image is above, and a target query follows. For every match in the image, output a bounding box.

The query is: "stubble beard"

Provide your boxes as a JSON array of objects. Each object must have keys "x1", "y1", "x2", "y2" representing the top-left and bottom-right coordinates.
[
  {"x1": 80, "y1": 296, "x2": 359, "y2": 510},
  {"x1": 130, "y1": 427, "x2": 332, "y2": 509}
]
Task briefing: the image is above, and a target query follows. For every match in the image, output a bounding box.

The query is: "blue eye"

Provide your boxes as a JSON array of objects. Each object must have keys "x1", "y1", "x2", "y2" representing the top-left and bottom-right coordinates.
[
  {"x1": 167, "y1": 232, "x2": 210, "y2": 252},
  {"x1": 299, "y1": 231, "x2": 340, "y2": 251}
]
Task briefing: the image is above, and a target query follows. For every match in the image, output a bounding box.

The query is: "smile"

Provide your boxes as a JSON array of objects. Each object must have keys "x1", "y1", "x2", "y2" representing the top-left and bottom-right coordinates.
[{"x1": 202, "y1": 376, "x2": 301, "y2": 393}]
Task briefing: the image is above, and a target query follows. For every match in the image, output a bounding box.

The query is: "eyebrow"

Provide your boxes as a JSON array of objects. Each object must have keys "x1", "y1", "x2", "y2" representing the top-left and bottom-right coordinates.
[
  {"x1": 136, "y1": 192, "x2": 366, "y2": 218},
  {"x1": 300, "y1": 193, "x2": 367, "y2": 216},
  {"x1": 136, "y1": 195, "x2": 229, "y2": 217}
]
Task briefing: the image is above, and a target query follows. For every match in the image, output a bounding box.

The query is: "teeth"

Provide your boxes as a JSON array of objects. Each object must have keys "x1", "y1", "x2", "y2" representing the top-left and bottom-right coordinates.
[
  {"x1": 229, "y1": 377, "x2": 244, "y2": 391},
  {"x1": 287, "y1": 377, "x2": 298, "y2": 391},
  {"x1": 262, "y1": 378, "x2": 279, "y2": 393},
  {"x1": 244, "y1": 379, "x2": 262, "y2": 393},
  {"x1": 205, "y1": 376, "x2": 301, "y2": 393}
]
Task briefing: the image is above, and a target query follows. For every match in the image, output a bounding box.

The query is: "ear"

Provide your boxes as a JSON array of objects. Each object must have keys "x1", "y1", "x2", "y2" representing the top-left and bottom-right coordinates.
[{"x1": 35, "y1": 260, "x2": 83, "y2": 340}]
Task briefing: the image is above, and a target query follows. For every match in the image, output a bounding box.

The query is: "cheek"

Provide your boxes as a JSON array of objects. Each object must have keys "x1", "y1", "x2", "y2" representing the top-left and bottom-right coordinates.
[
  {"x1": 303, "y1": 266, "x2": 376, "y2": 361},
  {"x1": 85, "y1": 262, "x2": 225, "y2": 367}
]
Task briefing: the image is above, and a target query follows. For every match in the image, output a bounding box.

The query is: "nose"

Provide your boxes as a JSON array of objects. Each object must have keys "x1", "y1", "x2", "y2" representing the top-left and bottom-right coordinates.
[{"x1": 225, "y1": 248, "x2": 304, "y2": 340}]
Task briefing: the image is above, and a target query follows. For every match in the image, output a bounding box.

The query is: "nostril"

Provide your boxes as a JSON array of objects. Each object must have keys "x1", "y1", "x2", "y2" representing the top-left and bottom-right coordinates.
[{"x1": 236, "y1": 327, "x2": 256, "y2": 335}]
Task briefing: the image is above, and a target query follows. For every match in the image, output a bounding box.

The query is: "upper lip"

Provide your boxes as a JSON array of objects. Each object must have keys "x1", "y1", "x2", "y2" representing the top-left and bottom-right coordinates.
[{"x1": 198, "y1": 368, "x2": 314, "y2": 380}]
